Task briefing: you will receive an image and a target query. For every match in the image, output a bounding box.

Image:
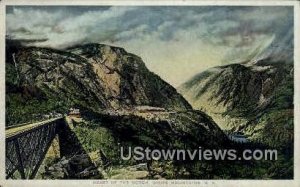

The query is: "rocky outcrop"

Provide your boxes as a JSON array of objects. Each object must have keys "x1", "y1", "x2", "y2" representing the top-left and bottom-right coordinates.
[{"x1": 42, "y1": 155, "x2": 101, "y2": 179}]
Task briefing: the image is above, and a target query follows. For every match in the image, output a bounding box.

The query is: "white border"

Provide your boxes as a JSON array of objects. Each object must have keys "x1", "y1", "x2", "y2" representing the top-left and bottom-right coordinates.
[{"x1": 0, "y1": 0, "x2": 299, "y2": 187}]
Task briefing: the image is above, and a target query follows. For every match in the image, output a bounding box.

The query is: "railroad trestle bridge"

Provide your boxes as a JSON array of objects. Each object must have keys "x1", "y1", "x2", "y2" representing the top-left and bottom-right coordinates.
[{"x1": 5, "y1": 117, "x2": 87, "y2": 179}]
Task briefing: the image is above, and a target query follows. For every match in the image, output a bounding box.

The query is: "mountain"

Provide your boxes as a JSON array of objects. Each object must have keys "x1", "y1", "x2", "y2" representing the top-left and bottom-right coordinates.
[
  {"x1": 6, "y1": 41, "x2": 191, "y2": 125},
  {"x1": 178, "y1": 59, "x2": 293, "y2": 149}
]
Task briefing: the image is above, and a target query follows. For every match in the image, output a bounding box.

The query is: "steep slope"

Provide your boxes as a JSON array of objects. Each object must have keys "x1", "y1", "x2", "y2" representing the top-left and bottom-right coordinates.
[
  {"x1": 68, "y1": 43, "x2": 192, "y2": 110},
  {"x1": 178, "y1": 60, "x2": 293, "y2": 149},
  {"x1": 6, "y1": 42, "x2": 191, "y2": 125}
]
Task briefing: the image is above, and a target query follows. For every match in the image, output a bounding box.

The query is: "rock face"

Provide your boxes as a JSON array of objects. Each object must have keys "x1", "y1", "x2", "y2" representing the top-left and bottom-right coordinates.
[
  {"x1": 178, "y1": 59, "x2": 293, "y2": 149},
  {"x1": 6, "y1": 42, "x2": 191, "y2": 125}
]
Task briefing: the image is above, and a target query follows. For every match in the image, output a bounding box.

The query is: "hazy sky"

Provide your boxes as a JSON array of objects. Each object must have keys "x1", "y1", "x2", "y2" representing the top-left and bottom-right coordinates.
[{"x1": 6, "y1": 6, "x2": 293, "y2": 86}]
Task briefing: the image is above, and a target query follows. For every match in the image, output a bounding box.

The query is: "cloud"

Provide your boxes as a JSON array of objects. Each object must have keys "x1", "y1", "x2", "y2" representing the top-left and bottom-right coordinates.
[{"x1": 6, "y1": 6, "x2": 293, "y2": 86}]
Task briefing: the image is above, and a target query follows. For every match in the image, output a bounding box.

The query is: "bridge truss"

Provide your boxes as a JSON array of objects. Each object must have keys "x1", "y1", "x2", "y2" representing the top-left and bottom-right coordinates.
[{"x1": 6, "y1": 120, "x2": 60, "y2": 179}]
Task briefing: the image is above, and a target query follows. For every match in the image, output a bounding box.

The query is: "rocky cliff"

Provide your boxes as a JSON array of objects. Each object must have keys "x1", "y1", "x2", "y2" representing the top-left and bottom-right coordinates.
[{"x1": 6, "y1": 41, "x2": 191, "y2": 125}]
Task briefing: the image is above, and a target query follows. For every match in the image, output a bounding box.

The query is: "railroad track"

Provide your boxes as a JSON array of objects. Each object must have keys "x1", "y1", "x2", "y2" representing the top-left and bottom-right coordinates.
[{"x1": 6, "y1": 117, "x2": 63, "y2": 139}]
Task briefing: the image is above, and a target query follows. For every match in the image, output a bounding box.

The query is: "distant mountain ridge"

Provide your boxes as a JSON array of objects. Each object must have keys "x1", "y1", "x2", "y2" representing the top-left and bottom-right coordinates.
[{"x1": 178, "y1": 59, "x2": 293, "y2": 149}]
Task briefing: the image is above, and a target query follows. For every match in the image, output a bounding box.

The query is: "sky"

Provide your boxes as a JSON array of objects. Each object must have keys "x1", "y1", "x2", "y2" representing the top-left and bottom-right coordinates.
[{"x1": 6, "y1": 6, "x2": 293, "y2": 87}]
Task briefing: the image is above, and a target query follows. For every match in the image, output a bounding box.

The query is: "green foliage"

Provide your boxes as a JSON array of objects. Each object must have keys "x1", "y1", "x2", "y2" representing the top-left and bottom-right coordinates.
[
  {"x1": 6, "y1": 93, "x2": 68, "y2": 126},
  {"x1": 72, "y1": 121, "x2": 141, "y2": 166},
  {"x1": 73, "y1": 124, "x2": 122, "y2": 165}
]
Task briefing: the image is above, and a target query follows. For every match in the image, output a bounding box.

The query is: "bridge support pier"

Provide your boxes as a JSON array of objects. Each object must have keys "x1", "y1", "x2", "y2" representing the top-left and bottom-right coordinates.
[
  {"x1": 46, "y1": 135, "x2": 61, "y2": 159},
  {"x1": 6, "y1": 117, "x2": 98, "y2": 179}
]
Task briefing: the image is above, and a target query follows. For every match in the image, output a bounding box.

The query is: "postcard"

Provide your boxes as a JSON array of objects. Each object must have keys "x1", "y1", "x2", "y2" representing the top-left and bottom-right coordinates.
[{"x1": 0, "y1": 0, "x2": 299, "y2": 186}]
